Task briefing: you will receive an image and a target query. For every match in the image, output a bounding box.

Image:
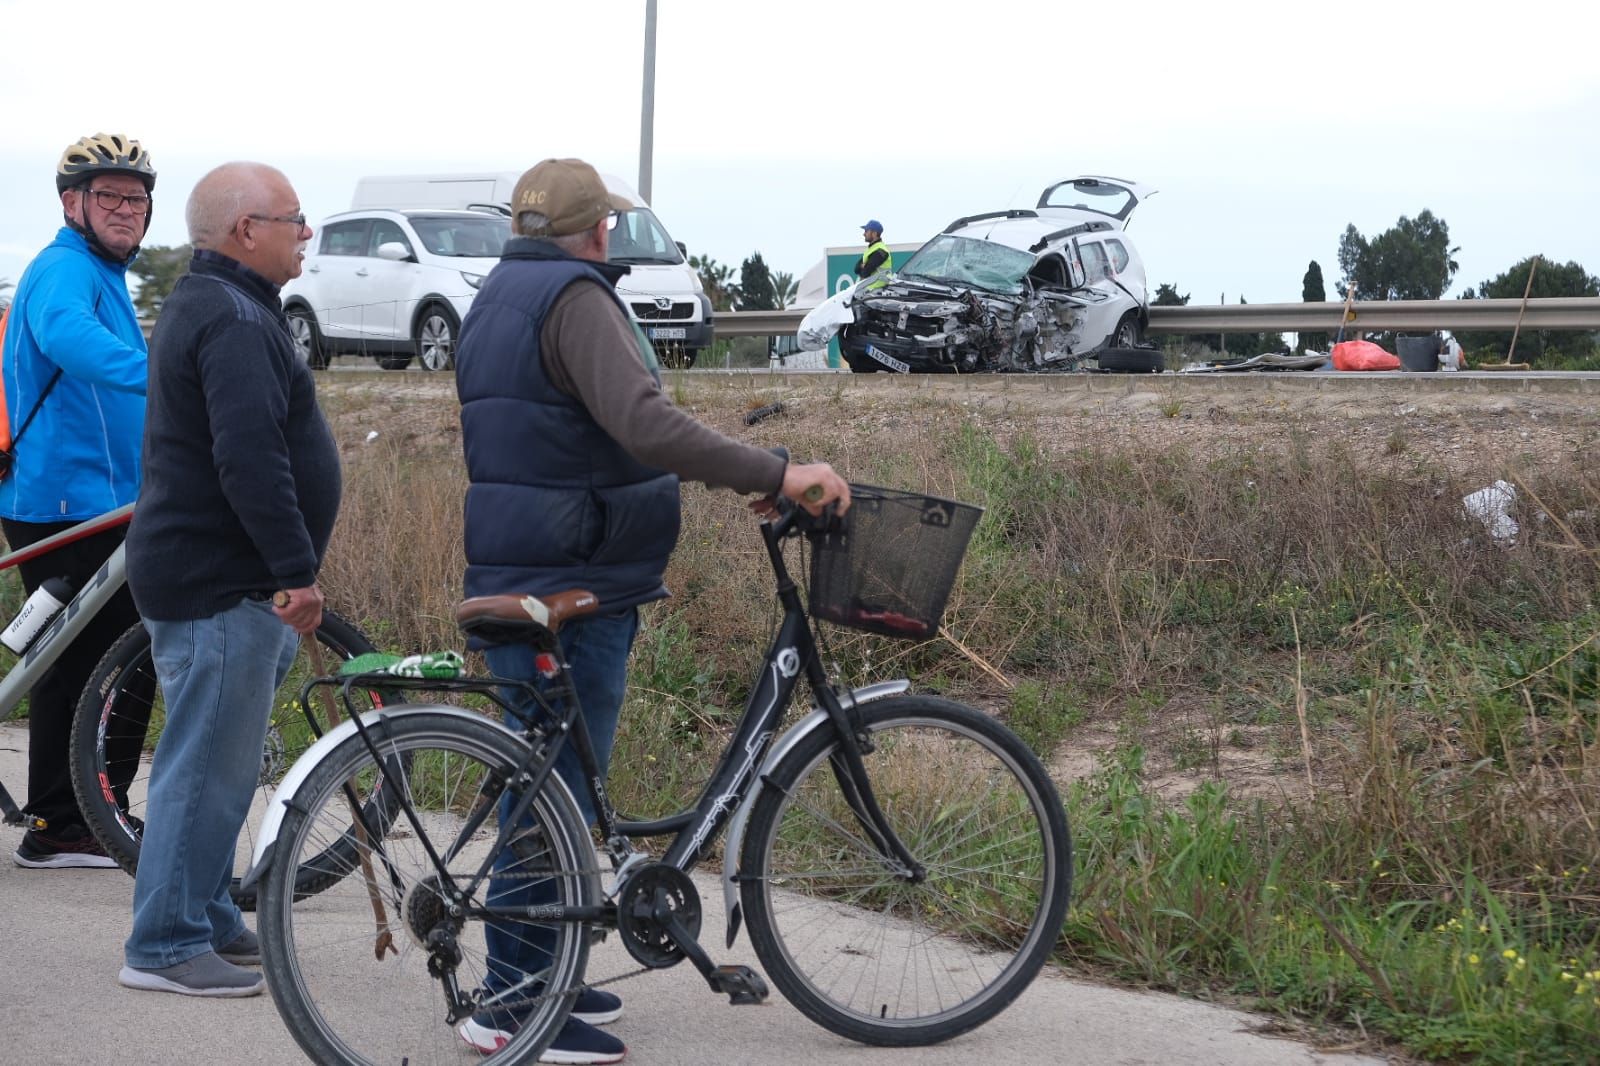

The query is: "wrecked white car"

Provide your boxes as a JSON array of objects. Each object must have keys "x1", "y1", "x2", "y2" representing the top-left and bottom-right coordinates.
[{"x1": 824, "y1": 176, "x2": 1158, "y2": 373}]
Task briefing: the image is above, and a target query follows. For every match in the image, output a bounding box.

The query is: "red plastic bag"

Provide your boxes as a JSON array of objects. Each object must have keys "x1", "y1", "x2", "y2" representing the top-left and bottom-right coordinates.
[{"x1": 1331, "y1": 339, "x2": 1400, "y2": 371}]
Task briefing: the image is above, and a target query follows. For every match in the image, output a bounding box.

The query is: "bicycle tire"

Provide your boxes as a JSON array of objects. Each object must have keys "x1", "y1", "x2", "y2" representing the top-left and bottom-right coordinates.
[
  {"x1": 258, "y1": 710, "x2": 595, "y2": 1066},
  {"x1": 739, "y1": 695, "x2": 1072, "y2": 1046},
  {"x1": 69, "y1": 609, "x2": 391, "y2": 910}
]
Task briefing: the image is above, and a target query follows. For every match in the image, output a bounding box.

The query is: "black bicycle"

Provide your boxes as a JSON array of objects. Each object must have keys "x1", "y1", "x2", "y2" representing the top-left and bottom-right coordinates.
[{"x1": 250, "y1": 486, "x2": 1072, "y2": 1065}]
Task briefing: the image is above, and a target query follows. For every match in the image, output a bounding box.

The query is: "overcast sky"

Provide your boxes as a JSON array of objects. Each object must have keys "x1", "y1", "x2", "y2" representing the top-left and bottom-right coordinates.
[{"x1": 3, "y1": 0, "x2": 1597, "y2": 307}]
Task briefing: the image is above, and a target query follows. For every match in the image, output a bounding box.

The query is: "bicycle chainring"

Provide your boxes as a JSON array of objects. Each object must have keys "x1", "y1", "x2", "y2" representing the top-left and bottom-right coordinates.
[{"x1": 615, "y1": 863, "x2": 701, "y2": 970}]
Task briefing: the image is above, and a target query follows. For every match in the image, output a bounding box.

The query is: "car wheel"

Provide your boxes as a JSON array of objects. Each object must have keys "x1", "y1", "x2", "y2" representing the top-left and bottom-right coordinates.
[
  {"x1": 287, "y1": 306, "x2": 328, "y2": 370},
  {"x1": 376, "y1": 353, "x2": 413, "y2": 371},
  {"x1": 1112, "y1": 312, "x2": 1143, "y2": 349},
  {"x1": 1097, "y1": 347, "x2": 1166, "y2": 373},
  {"x1": 414, "y1": 304, "x2": 458, "y2": 371}
]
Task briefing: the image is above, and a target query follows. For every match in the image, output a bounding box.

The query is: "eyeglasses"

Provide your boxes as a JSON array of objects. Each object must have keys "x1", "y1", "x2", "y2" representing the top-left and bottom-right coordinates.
[
  {"x1": 248, "y1": 213, "x2": 308, "y2": 229},
  {"x1": 605, "y1": 211, "x2": 620, "y2": 231},
  {"x1": 87, "y1": 189, "x2": 152, "y2": 213}
]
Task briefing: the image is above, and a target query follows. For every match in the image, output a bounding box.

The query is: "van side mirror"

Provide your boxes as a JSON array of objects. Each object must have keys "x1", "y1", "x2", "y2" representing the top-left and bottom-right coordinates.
[
  {"x1": 675, "y1": 241, "x2": 687, "y2": 257},
  {"x1": 376, "y1": 242, "x2": 412, "y2": 262}
]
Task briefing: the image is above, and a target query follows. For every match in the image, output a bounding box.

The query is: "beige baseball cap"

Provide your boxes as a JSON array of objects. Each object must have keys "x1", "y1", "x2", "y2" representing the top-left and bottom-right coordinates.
[{"x1": 510, "y1": 158, "x2": 631, "y2": 236}]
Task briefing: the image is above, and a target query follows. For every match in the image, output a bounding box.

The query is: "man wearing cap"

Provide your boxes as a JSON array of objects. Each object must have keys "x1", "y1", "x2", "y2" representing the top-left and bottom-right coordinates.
[
  {"x1": 454, "y1": 158, "x2": 850, "y2": 1064},
  {"x1": 854, "y1": 219, "x2": 892, "y2": 289}
]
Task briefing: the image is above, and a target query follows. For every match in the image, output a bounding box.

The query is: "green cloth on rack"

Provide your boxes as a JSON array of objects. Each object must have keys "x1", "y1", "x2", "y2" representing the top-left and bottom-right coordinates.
[{"x1": 338, "y1": 650, "x2": 466, "y2": 678}]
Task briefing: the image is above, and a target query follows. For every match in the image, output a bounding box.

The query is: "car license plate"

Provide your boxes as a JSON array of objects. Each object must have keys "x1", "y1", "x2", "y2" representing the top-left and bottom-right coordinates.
[
  {"x1": 866, "y1": 344, "x2": 910, "y2": 373},
  {"x1": 648, "y1": 327, "x2": 687, "y2": 340}
]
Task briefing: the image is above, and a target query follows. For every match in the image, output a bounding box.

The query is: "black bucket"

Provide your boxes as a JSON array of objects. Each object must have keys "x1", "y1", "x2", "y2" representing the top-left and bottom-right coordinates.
[{"x1": 1396, "y1": 334, "x2": 1440, "y2": 372}]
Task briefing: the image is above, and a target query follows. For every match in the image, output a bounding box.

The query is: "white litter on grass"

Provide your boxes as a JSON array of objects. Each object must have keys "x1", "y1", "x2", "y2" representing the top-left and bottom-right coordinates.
[
  {"x1": 365, "y1": 431, "x2": 380, "y2": 443},
  {"x1": 1463, "y1": 480, "x2": 1518, "y2": 543}
]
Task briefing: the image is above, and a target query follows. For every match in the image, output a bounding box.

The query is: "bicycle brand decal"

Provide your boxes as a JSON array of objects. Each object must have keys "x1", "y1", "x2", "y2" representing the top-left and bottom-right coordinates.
[
  {"x1": 684, "y1": 654, "x2": 792, "y2": 855},
  {"x1": 522, "y1": 904, "x2": 566, "y2": 921},
  {"x1": 685, "y1": 725, "x2": 775, "y2": 858}
]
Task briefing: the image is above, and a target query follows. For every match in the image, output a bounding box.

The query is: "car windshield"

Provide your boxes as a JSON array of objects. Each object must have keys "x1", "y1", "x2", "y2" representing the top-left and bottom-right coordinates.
[
  {"x1": 407, "y1": 215, "x2": 510, "y2": 258},
  {"x1": 899, "y1": 235, "x2": 1035, "y2": 294},
  {"x1": 608, "y1": 208, "x2": 683, "y2": 265}
]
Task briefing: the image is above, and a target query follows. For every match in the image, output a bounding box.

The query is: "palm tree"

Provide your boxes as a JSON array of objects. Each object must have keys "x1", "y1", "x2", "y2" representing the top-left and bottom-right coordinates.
[{"x1": 771, "y1": 271, "x2": 798, "y2": 310}]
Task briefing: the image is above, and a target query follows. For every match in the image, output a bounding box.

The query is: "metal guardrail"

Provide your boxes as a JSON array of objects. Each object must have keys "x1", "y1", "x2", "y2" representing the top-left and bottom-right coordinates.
[
  {"x1": 136, "y1": 296, "x2": 1600, "y2": 343},
  {"x1": 715, "y1": 297, "x2": 1600, "y2": 338}
]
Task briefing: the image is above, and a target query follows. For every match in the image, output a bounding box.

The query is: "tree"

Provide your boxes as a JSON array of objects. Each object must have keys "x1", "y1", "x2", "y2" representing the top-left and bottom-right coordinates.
[
  {"x1": 1152, "y1": 283, "x2": 1189, "y2": 306},
  {"x1": 733, "y1": 252, "x2": 776, "y2": 312},
  {"x1": 0, "y1": 275, "x2": 13, "y2": 311},
  {"x1": 1335, "y1": 210, "x2": 1458, "y2": 301},
  {"x1": 771, "y1": 270, "x2": 799, "y2": 310},
  {"x1": 1457, "y1": 255, "x2": 1600, "y2": 364},
  {"x1": 1300, "y1": 260, "x2": 1327, "y2": 351},
  {"x1": 688, "y1": 253, "x2": 736, "y2": 312},
  {"x1": 127, "y1": 243, "x2": 192, "y2": 317}
]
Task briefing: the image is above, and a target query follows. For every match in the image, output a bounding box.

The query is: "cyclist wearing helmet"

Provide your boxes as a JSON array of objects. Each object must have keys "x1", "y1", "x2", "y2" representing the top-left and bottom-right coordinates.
[{"x1": 1, "y1": 133, "x2": 155, "y2": 869}]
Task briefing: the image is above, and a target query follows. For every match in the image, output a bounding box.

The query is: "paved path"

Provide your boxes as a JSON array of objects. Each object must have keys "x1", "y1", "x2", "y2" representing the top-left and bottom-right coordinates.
[{"x1": 0, "y1": 723, "x2": 1386, "y2": 1065}]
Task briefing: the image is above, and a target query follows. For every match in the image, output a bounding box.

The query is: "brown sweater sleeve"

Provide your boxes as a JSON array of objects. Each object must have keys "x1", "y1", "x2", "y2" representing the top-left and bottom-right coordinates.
[{"x1": 540, "y1": 281, "x2": 787, "y2": 495}]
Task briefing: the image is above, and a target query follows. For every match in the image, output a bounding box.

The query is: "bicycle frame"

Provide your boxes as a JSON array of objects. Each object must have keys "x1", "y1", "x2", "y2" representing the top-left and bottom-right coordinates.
[
  {"x1": 0, "y1": 504, "x2": 133, "y2": 823},
  {"x1": 251, "y1": 505, "x2": 920, "y2": 960}
]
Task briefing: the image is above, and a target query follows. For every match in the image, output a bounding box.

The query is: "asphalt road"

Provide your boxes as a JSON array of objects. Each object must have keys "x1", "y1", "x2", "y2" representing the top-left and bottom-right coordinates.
[{"x1": 0, "y1": 724, "x2": 1385, "y2": 1066}]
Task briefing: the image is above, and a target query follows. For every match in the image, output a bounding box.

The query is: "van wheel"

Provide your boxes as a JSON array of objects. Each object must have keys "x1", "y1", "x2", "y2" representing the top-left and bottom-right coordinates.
[
  {"x1": 414, "y1": 304, "x2": 458, "y2": 371},
  {"x1": 287, "y1": 307, "x2": 328, "y2": 370}
]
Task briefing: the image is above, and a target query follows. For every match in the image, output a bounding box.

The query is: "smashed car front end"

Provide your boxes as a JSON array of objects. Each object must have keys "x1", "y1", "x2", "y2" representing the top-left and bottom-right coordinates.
[{"x1": 841, "y1": 278, "x2": 1107, "y2": 374}]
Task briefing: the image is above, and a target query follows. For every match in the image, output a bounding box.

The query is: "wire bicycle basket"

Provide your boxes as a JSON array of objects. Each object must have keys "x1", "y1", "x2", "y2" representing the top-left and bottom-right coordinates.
[{"x1": 808, "y1": 485, "x2": 983, "y2": 640}]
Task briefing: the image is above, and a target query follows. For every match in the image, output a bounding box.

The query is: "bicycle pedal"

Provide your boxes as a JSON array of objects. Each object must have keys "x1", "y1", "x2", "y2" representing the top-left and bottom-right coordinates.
[{"x1": 707, "y1": 964, "x2": 768, "y2": 1005}]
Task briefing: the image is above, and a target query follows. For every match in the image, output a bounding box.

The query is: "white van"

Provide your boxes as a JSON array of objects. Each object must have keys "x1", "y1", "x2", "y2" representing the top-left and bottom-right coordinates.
[{"x1": 351, "y1": 172, "x2": 714, "y2": 368}]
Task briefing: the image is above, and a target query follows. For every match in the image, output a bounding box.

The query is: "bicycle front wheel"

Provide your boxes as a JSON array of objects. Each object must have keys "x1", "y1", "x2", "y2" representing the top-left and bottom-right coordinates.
[
  {"x1": 69, "y1": 609, "x2": 387, "y2": 909},
  {"x1": 739, "y1": 695, "x2": 1072, "y2": 1046},
  {"x1": 259, "y1": 710, "x2": 596, "y2": 1066}
]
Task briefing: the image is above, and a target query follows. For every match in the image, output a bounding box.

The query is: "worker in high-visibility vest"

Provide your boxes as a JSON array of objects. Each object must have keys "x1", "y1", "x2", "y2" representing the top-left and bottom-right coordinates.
[{"x1": 854, "y1": 219, "x2": 892, "y2": 289}]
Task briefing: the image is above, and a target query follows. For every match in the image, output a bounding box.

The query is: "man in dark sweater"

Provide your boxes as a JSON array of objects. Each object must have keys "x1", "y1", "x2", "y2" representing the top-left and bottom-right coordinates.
[
  {"x1": 454, "y1": 157, "x2": 850, "y2": 1064},
  {"x1": 118, "y1": 162, "x2": 339, "y2": 998}
]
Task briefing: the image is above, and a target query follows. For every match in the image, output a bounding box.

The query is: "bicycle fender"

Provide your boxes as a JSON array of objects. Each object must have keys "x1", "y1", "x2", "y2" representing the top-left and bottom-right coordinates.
[
  {"x1": 240, "y1": 705, "x2": 525, "y2": 889},
  {"x1": 721, "y1": 679, "x2": 910, "y2": 947}
]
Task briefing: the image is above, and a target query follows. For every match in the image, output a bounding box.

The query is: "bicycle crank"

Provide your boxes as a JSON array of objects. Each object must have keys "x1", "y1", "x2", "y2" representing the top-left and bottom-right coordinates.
[{"x1": 615, "y1": 863, "x2": 768, "y2": 1006}]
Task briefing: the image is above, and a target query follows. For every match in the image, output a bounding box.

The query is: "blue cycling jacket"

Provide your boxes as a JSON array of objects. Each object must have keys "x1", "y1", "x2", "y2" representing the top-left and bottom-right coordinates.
[{"x1": 1, "y1": 227, "x2": 147, "y2": 522}]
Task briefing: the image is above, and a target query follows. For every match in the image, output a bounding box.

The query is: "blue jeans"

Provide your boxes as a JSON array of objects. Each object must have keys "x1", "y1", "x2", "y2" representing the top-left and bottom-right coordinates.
[
  {"x1": 481, "y1": 607, "x2": 639, "y2": 1007},
  {"x1": 124, "y1": 599, "x2": 297, "y2": 969}
]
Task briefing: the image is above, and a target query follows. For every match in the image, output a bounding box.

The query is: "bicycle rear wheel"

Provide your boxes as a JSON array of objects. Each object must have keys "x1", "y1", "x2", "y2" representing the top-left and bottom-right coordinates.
[
  {"x1": 259, "y1": 710, "x2": 595, "y2": 1066},
  {"x1": 69, "y1": 609, "x2": 389, "y2": 909},
  {"x1": 739, "y1": 695, "x2": 1071, "y2": 1046}
]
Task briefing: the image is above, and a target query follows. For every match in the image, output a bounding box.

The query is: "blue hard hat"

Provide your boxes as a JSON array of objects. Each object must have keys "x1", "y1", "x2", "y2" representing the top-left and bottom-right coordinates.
[{"x1": 862, "y1": 219, "x2": 883, "y2": 232}]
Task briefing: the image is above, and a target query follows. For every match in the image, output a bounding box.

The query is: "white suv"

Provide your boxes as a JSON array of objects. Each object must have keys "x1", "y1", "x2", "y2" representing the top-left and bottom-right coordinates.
[
  {"x1": 838, "y1": 175, "x2": 1158, "y2": 373},
  {"x1": 281, "y1": 208, "x2": 508, "y2": 370}
]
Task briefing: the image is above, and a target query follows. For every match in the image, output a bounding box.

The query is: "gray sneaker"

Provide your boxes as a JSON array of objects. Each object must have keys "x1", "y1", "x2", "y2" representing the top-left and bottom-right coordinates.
[
  {"x1": 119, "y1": 951, "x2": 265, "y2": 998},
  {"x1": 217, "y1": 928, "x2": 260, "y2": 965}
]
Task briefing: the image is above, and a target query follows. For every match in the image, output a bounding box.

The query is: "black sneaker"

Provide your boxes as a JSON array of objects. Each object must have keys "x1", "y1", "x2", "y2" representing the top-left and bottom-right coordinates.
[
  {"x1": 458, "y1": 1010, "x2": 626, "y2": 1064},
  {"x1": 13, "y1": 823, "x2": 118, "y2": 869}
]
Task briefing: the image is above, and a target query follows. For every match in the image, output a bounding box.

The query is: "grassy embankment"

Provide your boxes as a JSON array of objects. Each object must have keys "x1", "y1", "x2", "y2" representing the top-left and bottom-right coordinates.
[{"x1": 161, "y1": 379, "x2": 1600, "y2": 1060}]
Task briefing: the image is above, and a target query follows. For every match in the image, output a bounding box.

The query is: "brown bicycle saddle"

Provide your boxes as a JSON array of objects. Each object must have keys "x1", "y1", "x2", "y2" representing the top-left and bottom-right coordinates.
[{"x1": 454, "y1": 589, "x2": 601, "y2": 644}]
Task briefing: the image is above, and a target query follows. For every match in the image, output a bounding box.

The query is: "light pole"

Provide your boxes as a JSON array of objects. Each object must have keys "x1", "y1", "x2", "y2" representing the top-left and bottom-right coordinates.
[{"x1": 638, "y1": 0, "x2": 656, "y2": 203}]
